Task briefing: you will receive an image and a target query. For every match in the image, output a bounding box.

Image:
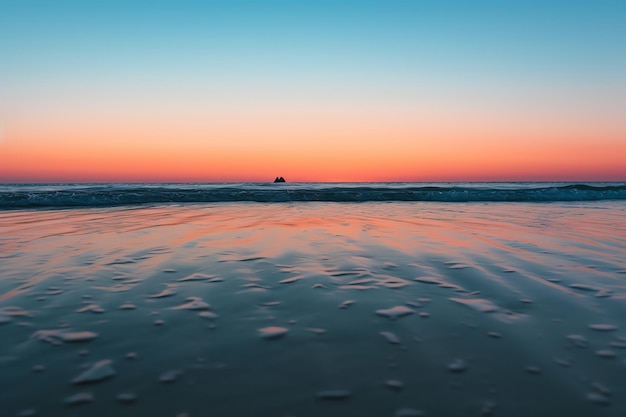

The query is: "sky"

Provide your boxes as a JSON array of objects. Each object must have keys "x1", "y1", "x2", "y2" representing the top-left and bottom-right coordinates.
[{"x1": 1, "y1": 0, "x2": 625, "y2": 182}]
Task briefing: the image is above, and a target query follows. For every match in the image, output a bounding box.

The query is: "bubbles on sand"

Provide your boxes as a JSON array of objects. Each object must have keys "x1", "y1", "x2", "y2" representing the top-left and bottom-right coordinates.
[
  {"x1": 0, "y1": 306, "x2": 31, "y2": 319},
  {"x1": 258, "y1": 326, "x2": 288, "y2": 340},
  {"x1": 589, "y1": 324, "x2": 618, "y2": 332},
  {"x1": 381, "y1": 278, "x2": 410, "y2": 289},
  {"x1": 385, "y1": 379, "x2": 404, "y2": 391},
  {"x1": 566, "y1": 334, "x2": 588, "y2": 348},
  {"x1": 279, "y1": 276, "x2": 304, "y2": 284},
  {"x1": 339, "y1": 284, "x2": 376, "y2": 290},
  {"x1": 32, "y1": 365, "x2": 46, "y2": 373},
  {"x1": 414, "y1": 276, "x2": 443, "y2": 285},
  {"x1": 569, "y1": 283, "x2": 599, "y2": 292},
  {"x1": 525, "y1": 366, "x2": 542, "y2": 374},
  {"x1": 259, "y1": 301, "x2": 280, "y2": 307},
  {"x1": 375, "y1": 306, "x2": 415, "y2": 319},
  {"x1": 448, "y1": 359, "x2": 468, "y2": 373},
  {"x1": 171, "y1": 297, "x2": 210, "y2": 311},
  {"x1": 75, "y1": 304, "x2": 105, "y2": 313},
  {"x1": 405, "y1": 301, "x2": 423, "y2": 308},
  {"x1": 159, "y1": 370, "x2": 182, "y2": 383},
  {"x1": 64, "y1": 392, "x2": 94, "y2": 406},
  {"x1": 591, "y1": 382, "x2": 611, "y2": 396},
  {"x1": 449, "y1": 298, "x2": 498, "y2": 313},
  {"x1": 198, "y1": 311, "x2": 219, "y2": 320},
  {"x1": 305, "y1": 327, "x2": 327, "y2": 335},
  {"x1": 177, "y1": 273, "x2": 215, "y2": 282},
  {"x1": 481, "y1": 401, "x2": 497, "y2": 416},
  {"x1": 33, "y1": 329, "x2": 98, "y2": 345},
  {"x1": 317, "y1": 390, "x2": 352, "y2": 400},
  {"x1": 346, "y1": 278, "x2": 378, "y2": 286},
  {"x1": 380, "y1": 331, "x2": 401, "y2": 344},
  {"x1": 72, "y1": 359, "x2": 116, "y2": 384},
  {"x1": 147, "y1": 286, "x2": 178, "y2": 298},
  {"x1": 587, "y1": 392, "x2": 610, "y2": 405},
  {"x1": 595, "y1": 350, "x2": 617, "y2": 358},
  {"x1": 116, "y1": 392, "x2": 137, "y2": 404}
]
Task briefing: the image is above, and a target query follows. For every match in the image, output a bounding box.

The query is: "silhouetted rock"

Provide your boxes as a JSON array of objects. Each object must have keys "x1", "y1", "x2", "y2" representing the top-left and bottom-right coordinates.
[{"x1": 274, "y1": 177, "x2": 286, "y2": 183}]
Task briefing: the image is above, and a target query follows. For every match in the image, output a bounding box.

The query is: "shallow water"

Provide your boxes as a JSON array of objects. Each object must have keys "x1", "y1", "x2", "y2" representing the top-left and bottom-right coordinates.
[{"x1": 1, "y1": 202, "x2": 625, "y2": 416}]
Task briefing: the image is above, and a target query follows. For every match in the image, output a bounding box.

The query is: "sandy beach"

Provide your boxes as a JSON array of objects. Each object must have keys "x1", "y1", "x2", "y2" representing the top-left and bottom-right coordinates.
[{"x1": 1, "y1": 201, "x2": 625, "y2": 416}]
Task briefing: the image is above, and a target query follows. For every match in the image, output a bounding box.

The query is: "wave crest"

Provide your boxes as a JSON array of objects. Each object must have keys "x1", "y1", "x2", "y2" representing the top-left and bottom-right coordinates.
[{"x1": 1, "y1": 183, "x2": 625, "y2": 208}]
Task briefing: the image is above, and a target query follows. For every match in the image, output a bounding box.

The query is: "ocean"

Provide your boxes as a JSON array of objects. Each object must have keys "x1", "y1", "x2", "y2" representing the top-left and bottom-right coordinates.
[
  {"x1": 1, "y1": 182, "x2": 625, "y2": 417},
  {"x1": 1, "y1": 182, "x2": 626, "y2": 208}
]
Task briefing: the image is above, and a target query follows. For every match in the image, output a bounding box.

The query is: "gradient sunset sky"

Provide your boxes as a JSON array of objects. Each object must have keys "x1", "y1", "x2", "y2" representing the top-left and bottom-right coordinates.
[{"x1": 1, "y1": 0, "x2": 625, "y2": 182}]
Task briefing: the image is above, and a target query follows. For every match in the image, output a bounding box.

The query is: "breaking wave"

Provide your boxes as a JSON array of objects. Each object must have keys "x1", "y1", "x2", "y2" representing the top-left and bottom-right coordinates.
[{"x1": 1, "y1": 182, "x2": 625, "y2": 209}]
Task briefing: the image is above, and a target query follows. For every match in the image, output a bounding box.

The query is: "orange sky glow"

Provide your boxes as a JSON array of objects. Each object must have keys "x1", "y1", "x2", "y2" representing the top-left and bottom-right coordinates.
[{"x1": 2, "y1": 1, "x2": 625, "y2": 183}]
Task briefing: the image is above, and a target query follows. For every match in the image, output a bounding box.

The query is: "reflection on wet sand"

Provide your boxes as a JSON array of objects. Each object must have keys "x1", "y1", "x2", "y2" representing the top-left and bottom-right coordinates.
[{"x1": 1, "y1": 202, "x2": 625, "y2": 416}]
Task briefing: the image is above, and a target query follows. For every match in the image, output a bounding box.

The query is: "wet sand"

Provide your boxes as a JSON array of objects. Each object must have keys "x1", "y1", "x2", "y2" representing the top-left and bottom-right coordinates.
[{"x1": 1, "y1": 202, "x2": 625, "y2": 416}]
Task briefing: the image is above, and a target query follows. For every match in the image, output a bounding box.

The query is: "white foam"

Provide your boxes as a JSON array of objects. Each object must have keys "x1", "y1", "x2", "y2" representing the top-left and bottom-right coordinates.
[
  {"x1": 72, "y1": 359, "x2": 115, "y2": 384},
  {"x1": 569, "y1": 283, "x2": 599, "y2": 291},
  {"x1": 117, "y1": 393, "x2": 137, "y2": 404},
  {"x1": 177, "y1": 273, "x2": 214, "y2": 282},
  {"x1": 172, "y1": 297, "x2": 210, "y2": 311},
  {"x1": 567, "y1": 334, "x2": 588, "y2": 347},
  {"x1": 76, "y1": 304, "x2": 105, "y2": 313},
  {"x1": 198, "y1": 311, "x2": 219, "y2": 320},
  {"x1": 380, "y1": 331, "x2": 401, "y2": 344},
  {"x1": 589, "y1": 324, "x2": 618, "y2": 331},
  {"x1": 449, "y1": 298, "x2": 498, "y2": 313},
  {"x1": 414, "y1": 276, "x2": 442, "y2": 284},
  {"x1": 148, "y1": 287, "x2": 178, "y2": 298},
  {"x1": 159, "y1": 370, "x2": 182, "y2": 383},
  {"x1": 339, "y1": 285, "x2": 376, "y2": 290},
  {"x1": 385, "y1": 379, "x2": 404, "y2": 391},
  {"x1": 33, "y1": 329, "x2": 98, "y2": 345},
  {"x1": 279, "y1": 276, "x2": 303, "y2": 284},
  {"x1": 448, "y1": 358, "x2": 468, "y2": 373},
  {"x1": 64, "y1": 392, "x2": 94, "y2": 406},
  {"x1": 305, "y1": 327, "x2": 327, "y2": 335},
  {"x1": 587, "y1": 392, "x2": 610, "y2": 405},
  {"x1": 375, "y1": 306, "x2": 415, "y2": 319},
  {"x1": 258, "y1": 326, "x2": 288, "y2": 340},
  {"x1": 596, "y1": 350, "x2": 617, "y2": 358}
]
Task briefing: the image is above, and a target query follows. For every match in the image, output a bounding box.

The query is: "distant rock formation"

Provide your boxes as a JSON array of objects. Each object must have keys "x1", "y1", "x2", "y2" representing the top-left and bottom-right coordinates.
[{"x1": 274, "y1": 177, "x2": 286, "y2": 183}]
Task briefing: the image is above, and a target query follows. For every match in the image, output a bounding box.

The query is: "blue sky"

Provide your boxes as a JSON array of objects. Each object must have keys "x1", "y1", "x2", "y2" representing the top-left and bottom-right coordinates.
[{"x1": 3, "y1": 0, "x2": 625, "y2": 87}]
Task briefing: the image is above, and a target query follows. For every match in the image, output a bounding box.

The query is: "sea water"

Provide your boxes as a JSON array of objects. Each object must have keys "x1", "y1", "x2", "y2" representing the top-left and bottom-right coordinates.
[{"x1": 1, "y1": 183, "x2": 625, "y2": 416}]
